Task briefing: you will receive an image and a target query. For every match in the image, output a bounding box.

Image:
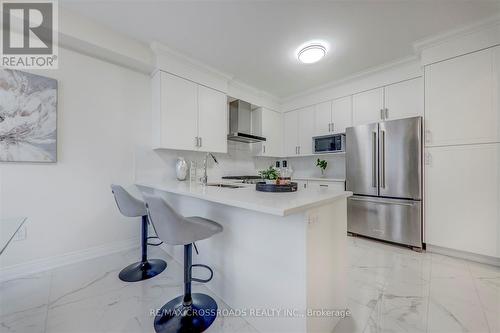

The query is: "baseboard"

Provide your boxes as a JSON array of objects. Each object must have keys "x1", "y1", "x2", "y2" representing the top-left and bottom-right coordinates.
[
  {"x1": 0, "y1": 237, "x2": 139, "y2": 282},
  {"x1": 427, "y1": 244, "x2": 500, "y2": 267}
]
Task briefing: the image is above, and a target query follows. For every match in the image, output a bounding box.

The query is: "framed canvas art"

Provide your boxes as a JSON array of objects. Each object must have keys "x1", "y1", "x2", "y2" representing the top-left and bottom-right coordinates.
[{"x1": 0, "y1": 69, "x2": 58, "y2": 162}]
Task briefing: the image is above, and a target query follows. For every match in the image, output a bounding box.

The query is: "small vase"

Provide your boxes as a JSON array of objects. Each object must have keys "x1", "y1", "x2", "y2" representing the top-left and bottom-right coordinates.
[{"x1": 175, "y1": 157, "x2": 188, "y2": 181}]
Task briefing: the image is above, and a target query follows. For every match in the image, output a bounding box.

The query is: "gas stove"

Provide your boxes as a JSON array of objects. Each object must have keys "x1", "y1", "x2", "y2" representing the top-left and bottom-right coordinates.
[{"x1": 221, "y1": 176, "x2": 262, "y2": 184}]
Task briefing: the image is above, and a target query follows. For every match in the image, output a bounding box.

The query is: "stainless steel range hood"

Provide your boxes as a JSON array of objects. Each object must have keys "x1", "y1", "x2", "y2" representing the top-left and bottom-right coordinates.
[{"x1": 227, "y1": 100, "x2": 266, "y2": 143}]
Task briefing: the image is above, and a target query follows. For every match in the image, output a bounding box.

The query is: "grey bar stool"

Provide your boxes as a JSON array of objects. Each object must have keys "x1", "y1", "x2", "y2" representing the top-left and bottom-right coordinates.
[
  {"x1": 143, "y1": 193, "x2": 223, "y2": 333},
  {"x1": 111, "y1": 185, "x2": 167, "y2": 282}
]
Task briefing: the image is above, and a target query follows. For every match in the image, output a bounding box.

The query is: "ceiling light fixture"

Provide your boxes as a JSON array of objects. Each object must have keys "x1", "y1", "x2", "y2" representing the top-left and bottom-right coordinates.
[{"x1": 297, "y1": 43, "x2": 327, "y2": 64}]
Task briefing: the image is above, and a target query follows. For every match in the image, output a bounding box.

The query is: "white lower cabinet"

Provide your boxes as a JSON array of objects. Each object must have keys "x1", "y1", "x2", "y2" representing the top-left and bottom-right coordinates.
[
  {"x1": 296, "y1": 180, "x2": 308, "y2": 190},
  {"x1": 296, "y1": 179, "x2": 345, "y2": 192},
  {"x1": 425, "y1": 143, "x2": 500, "y2": 258},
  {"x1": 307, "y1": 180, "x2": 345, "y2": 192}
]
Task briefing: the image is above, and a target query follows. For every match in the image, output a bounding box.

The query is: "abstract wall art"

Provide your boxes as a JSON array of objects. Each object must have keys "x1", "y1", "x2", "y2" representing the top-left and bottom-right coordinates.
[{"x1": 0, "y1": 69, "x2": 58, "y2": 162}]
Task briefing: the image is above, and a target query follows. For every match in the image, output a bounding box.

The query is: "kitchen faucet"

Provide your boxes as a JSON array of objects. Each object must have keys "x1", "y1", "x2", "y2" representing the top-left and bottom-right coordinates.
[{"x1": 201, "y1": 152, "x2": 218, "y2": 185}]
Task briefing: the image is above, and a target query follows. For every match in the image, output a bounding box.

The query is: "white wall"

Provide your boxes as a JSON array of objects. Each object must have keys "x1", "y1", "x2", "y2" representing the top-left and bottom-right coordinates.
[
  {"x1": 0, "y1": 47, "x2": 151, "y2": 268},
  {"x1": 286, "y1": 155, "x2": 346, "y2": 180},
  {"x1": 134, "y1": 141, "x2": 345, "y2": 182},
  {"x1": 135, "y1": 140, "x2": 279, "y2": 182}
]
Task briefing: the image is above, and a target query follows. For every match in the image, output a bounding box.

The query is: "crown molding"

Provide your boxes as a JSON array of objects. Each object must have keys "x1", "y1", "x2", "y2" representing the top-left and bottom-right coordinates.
[
  {"x1": 151, "y1": 41, "x2": 282, "y2": 108},
  {"x1": 228, "y1": 79, "x2": 282, "y2": 111},
  {"x1": 281, "y1": 55, "x2": 419, "y2": 103},
  {"x1": 413, "y1": 14, "x2": 500, "y2": 54},
  {"x1": 151, "y1": 41, "x2": 234, "y2": 82}
]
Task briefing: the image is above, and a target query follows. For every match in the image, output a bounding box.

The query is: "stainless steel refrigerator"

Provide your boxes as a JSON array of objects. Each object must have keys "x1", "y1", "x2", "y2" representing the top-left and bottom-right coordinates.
[{"x1": 346, "y1": 116, "x2": 423, "y2": 249}]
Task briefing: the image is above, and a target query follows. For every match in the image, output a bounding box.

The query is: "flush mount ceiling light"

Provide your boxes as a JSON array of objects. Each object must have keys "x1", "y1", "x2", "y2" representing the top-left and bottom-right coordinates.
[{"x1": 297, "y1": 43, "x2": 327, "y2": 64}]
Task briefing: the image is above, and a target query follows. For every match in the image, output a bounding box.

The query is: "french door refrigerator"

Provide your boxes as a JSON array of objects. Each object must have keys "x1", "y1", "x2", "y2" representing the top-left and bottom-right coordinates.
[{"x1": 346, "y1": 116, "x2": 423, "y2": 249}]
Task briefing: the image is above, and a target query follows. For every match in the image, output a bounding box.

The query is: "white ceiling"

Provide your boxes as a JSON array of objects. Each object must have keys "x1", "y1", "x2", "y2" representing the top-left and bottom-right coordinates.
[{"x1": 61, "y1": 1, "x2": 500, "y2": 98}]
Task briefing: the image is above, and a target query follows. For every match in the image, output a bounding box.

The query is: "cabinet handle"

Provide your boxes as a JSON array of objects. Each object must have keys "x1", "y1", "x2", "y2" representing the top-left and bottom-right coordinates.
[
  {"x1": 385, "y1": 108, "x2": 389, "y2": 119},
  {"x1": 298, "y1": 146, "x2": 301, "y2": 155},
  {"x1": 199, "y1": 137, "x2": 202, "y2": 147},
  {"x1": 425, "y1": 152, "x2": 432, "y2": 166},
  {"x1": 320, "y1": 184, "x2": 328, "y2": 187},
  {"x1": 380, "y1": 109, "x2": 385, "y2": 120},
  {"x1": 331, "y1": 122, "x2": 334, "y2": 132},
  {"x1": 328, "y1": 123, "x2": 331, "y2": 132},
  {"x1": 195, "y1": 137, "x2": 199, "y2": 147},
  {"x1": 425, "y1": 130, "x2": 432, "y2": 144},
  {"x1": 263, "y1": 145, "x2": 266, "y2": 154}
]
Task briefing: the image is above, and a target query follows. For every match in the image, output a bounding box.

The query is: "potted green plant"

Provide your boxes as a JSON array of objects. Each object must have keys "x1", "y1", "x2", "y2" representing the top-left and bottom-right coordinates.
[
  {"x1": 316, "y1": 158, "x2": 328, "y2": 176},
  {"x1": 259, "y1": 166, "x2": 280, "y2": 184}
]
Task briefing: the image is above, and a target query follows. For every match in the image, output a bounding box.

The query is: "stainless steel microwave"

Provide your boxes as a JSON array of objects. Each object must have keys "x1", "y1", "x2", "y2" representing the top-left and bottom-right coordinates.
[{"x1": 313, "y1": 134, "x2": 345, "y2": 154}]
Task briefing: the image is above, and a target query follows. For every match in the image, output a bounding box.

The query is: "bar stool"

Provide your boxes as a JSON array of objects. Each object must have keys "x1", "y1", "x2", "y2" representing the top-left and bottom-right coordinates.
[
  {"x1": 144, "y1": 193, "x2": 223, "y2": 333},
  {"x1": 111, "y1": 185, "x2": 167, "y2": 282}
]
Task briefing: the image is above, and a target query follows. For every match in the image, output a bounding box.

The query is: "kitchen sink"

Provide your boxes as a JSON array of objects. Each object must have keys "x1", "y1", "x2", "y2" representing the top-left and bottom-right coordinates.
[{"x1": 207, "y1": 183, "x2": 245, "y2": 189}]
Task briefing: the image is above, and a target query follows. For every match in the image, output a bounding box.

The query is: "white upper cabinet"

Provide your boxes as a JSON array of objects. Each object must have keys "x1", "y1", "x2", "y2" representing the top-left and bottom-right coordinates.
[
  {"x1": 298, "y1": 106, "x2": 315, "y2": 155},
  {"x1": 313, "y1": 97, "x2": 352, "y2": 135},
  {"x1": 352, "y1": 87, "x2": 384, "y2": 126},
  {"x1": 152, "y1": 71, "x2": 227, "y2": 153},
  {"x1": 254, "y1": 108, "x2": 283, "y2": 157},
  {"x1": 425, "y1": 143, "x2": 499, "y2": 258},
  {"x1": 314, "y1": 101, "x2": 332, "y2": 136},
  {"x1": 154, "y1": 71, "x2": 198, "y2": 151},
  {"x1": 283, "y1": 110, "x2": 299, "y2": 156},
  {"x1": 283, "y1": 107, "x2": 314, "y2": 156},
  {"x1": 425, "y1": 46, "x2": 499, "y2": 147},
  {"x1": 197, "y1": 85, "x2": 228, "y2": 153},
  {"x1": 384, "y1": 77, "x2": 423, "y2": 121},
  {"x1": 331, "y1": 96, "x2": 352, "y2": 133},
  {"x1": 352, "y1": 79, "x2": 423, "y2": 126}
]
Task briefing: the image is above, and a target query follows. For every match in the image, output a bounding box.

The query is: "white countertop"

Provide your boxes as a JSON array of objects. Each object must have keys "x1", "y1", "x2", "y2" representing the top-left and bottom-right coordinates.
[
  {"x1": 293, "y1": 177, "x2": 345, "y2": 182},
  {"x1": 136, "y1": 179, "x2": 352, "y2": 217}
]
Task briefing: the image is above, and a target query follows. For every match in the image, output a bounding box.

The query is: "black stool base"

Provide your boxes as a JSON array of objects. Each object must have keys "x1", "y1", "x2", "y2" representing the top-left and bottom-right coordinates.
[
  {"x1": 154, "y1": 293, "x2": 218, "y2": 333},
  {"x1": 118, "y1": 259, "x2": 167, "y2": 282}
]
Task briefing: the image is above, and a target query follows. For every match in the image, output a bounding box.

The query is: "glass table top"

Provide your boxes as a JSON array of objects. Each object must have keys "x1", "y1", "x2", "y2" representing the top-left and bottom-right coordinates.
[{"x1": 1, "y1": 217, "x2": 27, "y2": 256}]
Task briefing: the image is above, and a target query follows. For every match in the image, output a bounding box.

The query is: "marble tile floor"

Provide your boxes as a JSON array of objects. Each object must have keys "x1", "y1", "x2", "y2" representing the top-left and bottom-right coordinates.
[{"x1": 1, "y1": 236, "x2": 499, "y2": 333}]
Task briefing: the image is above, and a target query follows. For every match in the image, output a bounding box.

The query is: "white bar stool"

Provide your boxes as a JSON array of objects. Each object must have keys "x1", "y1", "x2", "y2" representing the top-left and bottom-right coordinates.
[
  {"x1": 111, "y1": 185, "x2": 167, "y2": 282},
  {"x1": 144, "y1": 193, "x2": 223, "y2": 333}
]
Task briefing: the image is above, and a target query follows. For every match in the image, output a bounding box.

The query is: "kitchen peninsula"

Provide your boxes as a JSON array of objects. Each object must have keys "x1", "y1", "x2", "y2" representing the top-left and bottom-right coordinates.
[{"x1": 136, "y1": 180, "x2": 352, "y2": 333}]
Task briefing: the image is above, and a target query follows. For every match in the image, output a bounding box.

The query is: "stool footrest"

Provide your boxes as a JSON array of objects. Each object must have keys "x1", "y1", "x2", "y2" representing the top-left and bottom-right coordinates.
[
  {"x1": 190, "y1": 264, "x2": 213, "y2": 283},
  {"x1": 147, "y1": 236, "x2": 163, "y2": 246}
]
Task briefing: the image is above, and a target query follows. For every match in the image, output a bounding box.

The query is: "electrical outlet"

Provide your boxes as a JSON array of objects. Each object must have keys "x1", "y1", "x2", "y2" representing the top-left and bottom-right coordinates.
[{"x1": 13, "y1": 224, "x2": 27, "y2": 241}]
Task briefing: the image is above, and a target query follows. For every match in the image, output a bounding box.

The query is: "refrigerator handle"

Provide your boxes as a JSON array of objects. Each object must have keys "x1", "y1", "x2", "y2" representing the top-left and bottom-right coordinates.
[
  {"x1": 381, "y1": 129, "x2": 386, "y2": 188},
  {"x1": 372, "y1": 131, "x2": 377, "y2": 187},
  {"x1": 349, "y1": 197, "x2": 416, "y2": 207}
]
